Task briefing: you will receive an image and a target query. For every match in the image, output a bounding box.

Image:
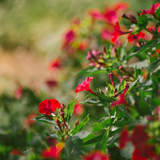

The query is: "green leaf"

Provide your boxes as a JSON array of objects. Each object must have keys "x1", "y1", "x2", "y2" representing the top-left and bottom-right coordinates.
[
  {"x1": 65, "y1": 97, "x2": 77, "y2": 122},
  {"x1": 77, "y1": 67, "x2": 107, "y2": 76},
  {"x1": 145, "y1": 59, "x2": 160, "y2": 73},
  {"x1": 138, "y1": 98, "x2": 152, "y2": 116},
  {"x1": 97, "y1": 89, "x2": 116, "y2": 103},
  {"x1": 32, "y1": 115, "x2": 56, "y2": 125},
  {"x1": 138, "y1": 15, "x2": 148, "y2": 27},
  {"x1": 92, "y1": 118, "x2": 112, "y2": 133},
  {"x1": 72, "y1": 131, "x2": 90, "y2": 140},
  {"x1": 118, "y1": 79, "x2": 126, "y2": 91},
  {"x1": 96, "y1": 129, "x2": 109, "y2": 152},
  {"x1": 155, "y1": 7, "x2": 160, "y2": 19},
  {"x1": 37, "y1": 132, "x2": 60, "y2": 140},
  {"x1": 130, "y1": 26, "x2": 142, "y2": 35},
  {"x1": 128, "y1": 60, "x2": 148, "y2": 69},
  {"x1": 70, "y1": 114, "x2": 90, "y2": 135},
  {"x1": 80, "y1": 98, "x2": 100, "y2": 104},
  {"x1": 127, "y1": 78, "x2": 139, "y2": 93},
  {"x1": 83, "y1": 134, "x2": 104, "y2": 146},
  {"x1": 126, "y1": 39, "x2": 159, "y2": 60}
]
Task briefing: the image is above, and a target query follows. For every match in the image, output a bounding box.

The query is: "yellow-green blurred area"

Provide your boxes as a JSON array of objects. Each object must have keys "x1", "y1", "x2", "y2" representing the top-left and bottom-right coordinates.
[{"x1": 0, "y1": 0, "x2": 158, "y2": 94}]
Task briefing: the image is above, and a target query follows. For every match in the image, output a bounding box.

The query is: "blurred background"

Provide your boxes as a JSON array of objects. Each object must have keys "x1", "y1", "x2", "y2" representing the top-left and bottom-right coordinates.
[{"x1": 0, "y1": 0, "x2": 158, "y2": 95}]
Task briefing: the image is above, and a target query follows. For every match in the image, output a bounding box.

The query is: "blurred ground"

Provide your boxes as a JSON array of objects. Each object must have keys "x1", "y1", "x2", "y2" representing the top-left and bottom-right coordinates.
[{"x1": 0, "y1": 0, "x2": 158, "y2": 94}]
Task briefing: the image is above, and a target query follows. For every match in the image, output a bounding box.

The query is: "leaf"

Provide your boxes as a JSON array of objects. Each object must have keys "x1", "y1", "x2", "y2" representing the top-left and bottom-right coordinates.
[
  {"x1": 79, "y1": 98, "x2": 100, "y2": 104},
  {"x1": 65, "y1": 97, "x2": 77, "y2": 122},
  {"x1": 138, "y1": 98, "x2": 152, "y2": 116},
  {"x1": 127, "y1": 78, "x2": 139, "y2": 93},
  {"x1": 118, "y1": 79, "x2": 126, "y2": 92},
  {"x1": 70, "y1": 115, "x2": 89, "y2": 135},
  {"x1": 77, "y1": 67, "x2": 107, "y2": 76},
  {"x1": 97, "y1": 89, "x2": 116, "y2": 103},
  {"x1": 96, "y1": 129, "x2": 109, "y2": 152},
  {"x1": 145, "y1": 59, "x2": 160, "y2": 73},
  {"x1": 128, "y1": 60, "x2": 148, "y2": 69},
  {"x1": 72, "y1": 131, "x2": 90, "y2": 140},
  {"x1": 155, "y1": 7, "x2": 160, "y2": 19},
  {"x1": 32, "y1": 115, "x2": 56, "y2": 125},
  {"x1": 83, "y1": 133, "x2": 104, "y2": 146},
  {"x1": 126, "y1": 39, "x2": 160, "y2": 60},
  {"x1": 37, "y1": 132, "x2": 60, "y2": 140},
  {"x1": 138, "y1": 15, "x2": 148, "y2": 27},
  {"x1": 92, "y1": 118, "x2": 112, "y2": 133}
]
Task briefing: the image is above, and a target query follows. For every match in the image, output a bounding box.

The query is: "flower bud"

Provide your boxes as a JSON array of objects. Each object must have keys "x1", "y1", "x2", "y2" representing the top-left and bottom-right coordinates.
[
  {"x1": 108, "y1": 73, "x2": 114, "y2": 87},
  {"x1": 61, "y1": 103, "x2": 65, "y2": 109},
  {"x1": 74, "y1": 120, "x2": 79, "y2": 127}
]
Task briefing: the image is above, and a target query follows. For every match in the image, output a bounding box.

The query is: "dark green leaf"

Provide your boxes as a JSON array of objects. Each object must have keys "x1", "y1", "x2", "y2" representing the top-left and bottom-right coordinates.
[
  {"x1": 126, "y1": 39, "x2": 159, "y2": 60},
  {"x1": 155, "y1": 7, "x2": 160, "y2": 19},
  {"x1": 70, "y1": 115, "x2": 89, "y2": 135},
  {"x1": 32, "y1": 115, "x2": 56, "y2": 125},
  {"x1": 138, "y1": 15, "x2": 148, "y2": 27},
  {"x1": 83, "y1": 133, "x2": 104, "y2": 146},
  {"x1": 77, "y1": 67, "x2": 107, "y2": 76},
  {"x1": 145, "y1": 59, "x2": 160, "y2": 73},
  {"x1": 65, "y1": 97, "x2": 77, "y2": 122},
  {"x1": 72, "y1": 131, "x2": 90, "y2": 140},
  {"x1": 92, "y1": 118, "x2": 112, "y2": 133},
  {"x1": 80, "y1": 98, "x2": 100, "y2": 104},
  {"x1": 96, "y1": 129, "x2": 109, "y2": 152}
]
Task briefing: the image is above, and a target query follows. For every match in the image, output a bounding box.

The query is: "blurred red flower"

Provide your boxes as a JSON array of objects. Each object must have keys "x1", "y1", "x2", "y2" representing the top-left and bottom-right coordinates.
[
  {"x1": 15, "y1": 86, "x2": 23, "y2": 99},
  {"x1": 41, "y1": 142, "x2": 64, "y2": 159},
  {"x1": 62, "y1": 29, "x2": 76, "y2": 48},
  {"x1": 24, "y1": 112, "x2": 37, "y2": 127},
  {"x1": 11, "y1": 149, "x2": 24, "y2": 156},
  {"x1": 119, "y1": 127, "x2": 129, "y2": 149},
  {"x1": 128, "y1": 31, "x2": 145, "y2": 42},
  {"x1": 38, "y1": 99, "x2": 61, "y2": 115},
  {"x1": 50, "y1": 58, "x2": 61, "y2": 69},
  {"x1": 46, "y1": 80, "x2": 58, "y2": 89},
  {"x1": 75, "y1": 77, "x2": 97, "y2": 96},
  {"x1": 73, "y1": 103, "x2": 84, "y2": 115},
  {"x1": 83, "y1": 150, "x2": 110, "y2": 160},
  {"x1": 141, "y1": 3, "x2": 160, "y2": 20}
]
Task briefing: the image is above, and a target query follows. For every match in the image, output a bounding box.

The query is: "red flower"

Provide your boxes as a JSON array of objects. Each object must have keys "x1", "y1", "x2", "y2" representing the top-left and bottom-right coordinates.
[
  {"x1": 24, "y1": 112, "x2": 37, "y2": 127},
  {"x1": 11, "y1": 149, "x2": 24, "y2": 156},
  {"x1": 83, "y1": 150, "x2": 110, "y2": 160},
  {"x1": 132, "y1": 148, "x2": 148, "y2": 160},
  {"x1": 112, "y1": 22, "x2": 132, "y2": 43},
  {"x1": 79, "y1": 41, "x2": 88, "y2": 51},
  {"x1": 141, "y1": 3, "x2": 160, "y2": 20},
  {"x1": 112, "y1": 1, "x2": 130, "y2": 12},
  {"x1": 49, "y1": 58, "x2": 61, "y2": 69},
  {"x1": 15, "y1": 86, "x2": 23, "y2": 99},
  {"x1": 111, "y1": 84, "x2": 130, "y2": 108},
  {"x1": 46, "y1": 80, "x2": 58, "y2": 89},
  {"x1": 73, "y1": 103, "x2": 84, "y2": 115},
  {"x1": 128, "y1": 31, "x2": 145, "y2": 42},
  {"x1": 75, "y1": 77, "x2": 97, "y2": 96},
  {"x1": 103, "y1": 9, "x2": 118, "y2": 24},
  {"x1": 41, "y1": 142, "x2": 65, "y2": 159},
  {"x1": 63, "y1": 29, "x2": 76, "y2": 48},
  {"x1": 130, "y1": 125, "x2": 148, "y2": 150},
  {"x1": 101, "y1": 28, "x2": 114, "y2": 41},
  {"x1": 88, "y1": 9, "x2": 104, "y2": 21},
  {"x1": 38, "y1": 99, "x2": 61, "y2": 115},
  {"x1": 119, "y1": 127, "x2": 129, "y2": 149}
]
